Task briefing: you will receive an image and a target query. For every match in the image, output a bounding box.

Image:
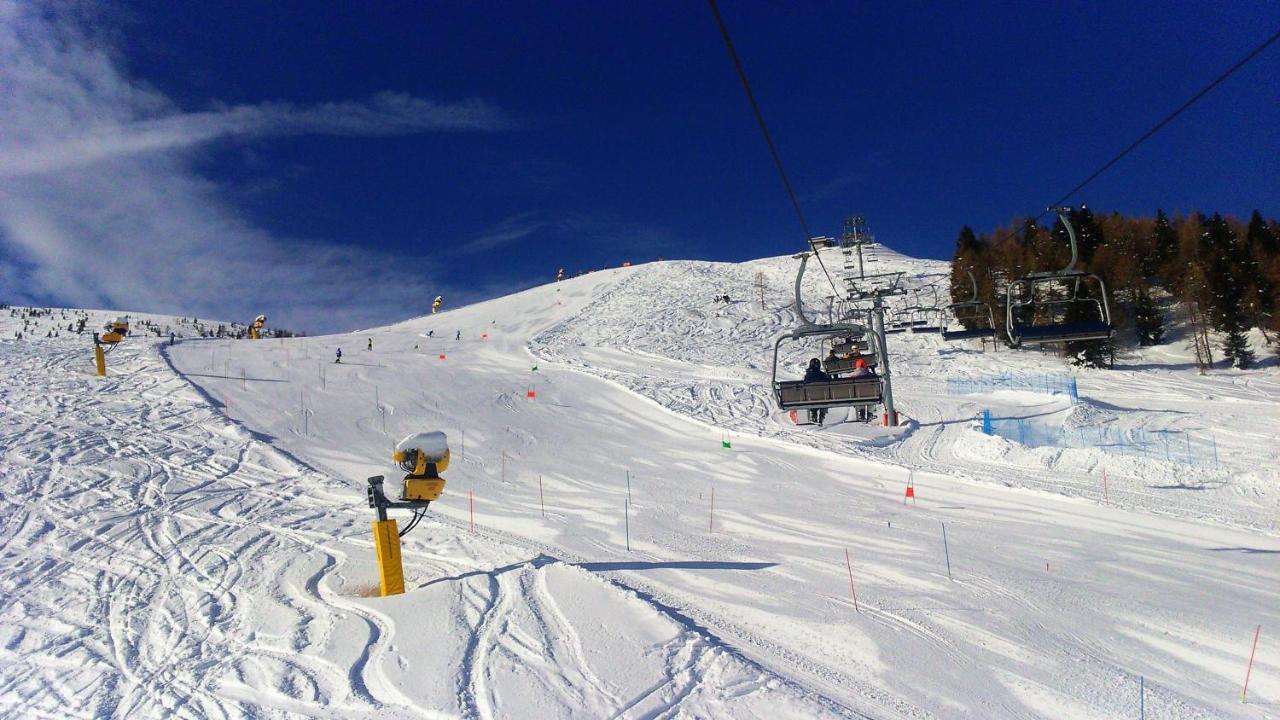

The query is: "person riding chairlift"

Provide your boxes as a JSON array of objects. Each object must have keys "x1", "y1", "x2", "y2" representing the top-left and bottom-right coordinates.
[
  {"x1": 851, "y1": 356, "x2": 873, "y2": 378},
  {"x1": 803, "y1": 357, "x2": 830, "y2": 425},
  {"x1": 850, "y1": 356, "x2": 876, "y2": 422}
]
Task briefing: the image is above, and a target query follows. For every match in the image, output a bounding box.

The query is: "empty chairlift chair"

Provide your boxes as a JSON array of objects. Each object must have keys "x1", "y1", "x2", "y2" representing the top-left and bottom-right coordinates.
[
  {"x1": 909, "y1": 307, "x2": 944, "y2": 334},
  {"x1": 941, "y1": 269, "x2": 997, "y2": 341},
  {"x1": 1006, "y1": 210, "x2": 1114, "y2": 347}
]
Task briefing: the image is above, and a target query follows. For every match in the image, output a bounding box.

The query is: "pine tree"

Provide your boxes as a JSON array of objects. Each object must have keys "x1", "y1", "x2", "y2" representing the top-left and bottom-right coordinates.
[
  {"x1": 1134, "y1": 287, "x2": 1164, "y2": 346},
  {"x1": 1147, "y1": 209, "x2": 1177, "y2": 282},
  {"x1": 1202, "y1": 214, "x2": 1255, "y2": 368},
  {"x1": 1245, "y1": 210, "x2": 1278, "y2": 322},
  {"x1": 948, "y1": 226, "x2": 986, "y2": 330},
  {"x1": 1247, "y1": 209, "x2": 1279, "y2": 256}
]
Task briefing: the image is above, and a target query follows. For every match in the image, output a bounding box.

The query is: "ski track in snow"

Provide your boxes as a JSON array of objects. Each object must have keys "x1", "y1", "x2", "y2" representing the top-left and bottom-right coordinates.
[{"x1": 3, "y1": 247, "x2": 1279, "y2": 720}]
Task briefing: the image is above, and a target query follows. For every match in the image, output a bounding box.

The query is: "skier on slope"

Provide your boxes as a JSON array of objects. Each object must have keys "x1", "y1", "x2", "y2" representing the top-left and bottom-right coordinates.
[
  {"x1": 335, "y1": 348, "x2": 342, "y2": 363},
  {"x1": 802, "y1": 358, "x2": 830, "y2": 425},
  {"x1": 367, "y1": 338, "x2": 372, "y2": 351}
]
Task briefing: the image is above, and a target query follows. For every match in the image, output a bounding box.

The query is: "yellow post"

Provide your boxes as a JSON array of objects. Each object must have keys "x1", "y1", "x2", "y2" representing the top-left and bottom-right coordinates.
[
  {"x1": 371, "y1": 519, "x2": 405, "y2": 596},
  {"x1": 94, "y1": 345, "x2": 106, "y2": 377}
]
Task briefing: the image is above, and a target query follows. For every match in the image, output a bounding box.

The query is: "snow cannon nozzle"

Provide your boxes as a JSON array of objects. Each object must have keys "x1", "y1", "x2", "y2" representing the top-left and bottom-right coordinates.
[{"x1": 393, "y1": 432, "x2": 449, "y2": 502}]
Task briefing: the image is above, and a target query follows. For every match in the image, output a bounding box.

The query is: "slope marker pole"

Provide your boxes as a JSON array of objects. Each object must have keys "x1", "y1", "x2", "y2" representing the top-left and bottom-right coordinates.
[
  {"x1": 539, "y1": 475, "x2": 545, "y2": 518},
  {"x1": 625, "y1": 499, "x2": 630, "y2": 551},
  {"x1": 1243, "y1": 624, "x2": 1262, "y2": 702},
  {"x1": 709, "y1": 486, "x2": 715, "y2": 533},
  {"x1": 844, "y1": 548, "x2": 859, "y2": 612},
  {"x1": 1140, "y1": 675, "x2": 1145, "y2": 719},
  {"x1": 469, "y1": 490, "x2": 475, "y2": 533},
  {"x1": 941, "y1": 521, "x2": 953, "y2": 581}
]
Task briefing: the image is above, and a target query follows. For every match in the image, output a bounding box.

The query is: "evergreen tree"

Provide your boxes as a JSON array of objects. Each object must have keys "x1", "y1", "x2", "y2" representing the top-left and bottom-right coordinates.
[
  {"x1": 948, "y1": 226, "x2": 986, "y2": 329},
  {"x1": 1245, "y1": 210, "x2": 1278, "y2": 320},
  {"x1": 1146, "y1": 209, "x2": 1177, "y2": 282},
  {"x1": 1203, "y1": 214, "x2": 1255, "y2": 368},
  {"x1": 1247, "y1": 209, "x2": 1279, "y2": 256},
  {"x1": 1133, "y1": 287, "x2": 1165, "y2": 346}
]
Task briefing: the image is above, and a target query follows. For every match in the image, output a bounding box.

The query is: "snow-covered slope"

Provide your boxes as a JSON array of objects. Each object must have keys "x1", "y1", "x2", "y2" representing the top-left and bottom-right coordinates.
[{"x1": 2, "y1": 247, "x2": 1277, "y2": 719}]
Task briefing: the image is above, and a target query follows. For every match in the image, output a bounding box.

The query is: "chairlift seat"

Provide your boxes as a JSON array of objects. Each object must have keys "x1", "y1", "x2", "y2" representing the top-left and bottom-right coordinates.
[
  {"x1": 1014, "y1": 320, "x2": 1113, "y2": 344},
  {"x1": 940, "y1": 327, "x2": 996, "y2": 341},
  {"x1": 775, "y1": 377, "x2": 882, "y2": 409}
]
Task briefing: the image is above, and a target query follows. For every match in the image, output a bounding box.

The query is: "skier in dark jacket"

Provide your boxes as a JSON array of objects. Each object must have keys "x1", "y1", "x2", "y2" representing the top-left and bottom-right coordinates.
[
  {"x1": 335, "y1": 348, "x2": 342, "y2": 363},
  {"x1": 802, "y1": 358, "x2": 830, "y2": 425}
]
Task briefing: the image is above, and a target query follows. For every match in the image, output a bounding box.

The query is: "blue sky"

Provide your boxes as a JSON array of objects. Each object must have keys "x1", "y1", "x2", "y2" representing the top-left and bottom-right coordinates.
[{"x1": 2, "y1": 2, "x2": 1277, "y2": 332}]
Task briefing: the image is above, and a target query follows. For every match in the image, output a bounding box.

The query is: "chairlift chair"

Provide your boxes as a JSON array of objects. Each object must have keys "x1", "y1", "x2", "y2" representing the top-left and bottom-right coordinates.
[
  {"x1": 1006, "y1": 210, "x2": 1114, "y2": 347},
  {"x1": 771, "y1": 249, "x2": 882, "y2": 415},
  {"x1": 772, "y1": 325, "x2": 883, "y2": 412},
  {"x1": 909, "y1": 307, "x2": 944, "y2": 334},
  {"x1": 941, "y1": 268, "x2": 997, "y2": 341},
  {"x1": 884, "y1": 306, "x2": 920, "y2": 334},
  {"x1": 822, "y1": 335, "x2": 877, "y2": 375}
]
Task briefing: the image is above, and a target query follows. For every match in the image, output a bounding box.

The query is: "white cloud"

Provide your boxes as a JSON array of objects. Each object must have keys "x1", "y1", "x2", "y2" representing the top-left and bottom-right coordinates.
[
  {"x1": 0, "y1": 1, "x2": 512, "y2": 332},
  {"x1": 453, "y1": 212, "x2": 550, "y2": 255}
]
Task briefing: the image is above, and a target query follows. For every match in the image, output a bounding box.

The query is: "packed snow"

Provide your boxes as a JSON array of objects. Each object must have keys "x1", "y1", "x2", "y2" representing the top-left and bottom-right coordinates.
[{"x1": 1, "y1": 247, "x2": 1277, "y2": 718}]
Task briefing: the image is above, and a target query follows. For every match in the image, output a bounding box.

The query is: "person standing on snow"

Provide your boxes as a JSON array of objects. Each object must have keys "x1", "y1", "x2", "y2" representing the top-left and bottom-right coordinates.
[
  {"x1": 455, "y1": 330, "x2": 461, "y2": 341},
  {"x1": 367, "y1": 338, "x2": 372, "y2": 351},
  {"x1": 335, "y1": 348, "x2": 342, "y2": 363}
]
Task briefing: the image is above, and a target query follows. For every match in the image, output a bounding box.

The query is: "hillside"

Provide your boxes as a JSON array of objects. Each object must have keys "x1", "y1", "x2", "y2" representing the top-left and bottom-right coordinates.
[{"x1": 1, "y1": 247, "x2": 1277, "y2": 719}]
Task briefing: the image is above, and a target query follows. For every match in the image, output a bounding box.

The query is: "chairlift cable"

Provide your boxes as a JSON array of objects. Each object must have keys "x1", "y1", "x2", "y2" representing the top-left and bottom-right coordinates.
[
  {"x1": 707, "y1": 0, "x2": 841, "y2": 297},
  {"x1": 1045, "y1": 26, "x2": 1280, "y2": 211}
]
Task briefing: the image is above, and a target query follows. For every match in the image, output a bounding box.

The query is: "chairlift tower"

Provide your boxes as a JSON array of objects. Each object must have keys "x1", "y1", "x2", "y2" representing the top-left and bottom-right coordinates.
[
  {"x1": 844, "y1": 272, "x2": 908, "y2": 427},
  {"x1": 840, "y1": 216, "x2": 875, "y2": 280}
]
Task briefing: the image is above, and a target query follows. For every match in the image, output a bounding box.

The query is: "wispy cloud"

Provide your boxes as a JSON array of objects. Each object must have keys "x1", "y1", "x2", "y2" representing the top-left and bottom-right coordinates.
[
  {"x1": 0, "y1": 93, "x2": 512, "y2": 178},
  {"x1": 0, "y1": 1, "x2": 513, "y2": 332},
  {"x1": 453, "y1": 212, "x2": 550, "y2": 255}
]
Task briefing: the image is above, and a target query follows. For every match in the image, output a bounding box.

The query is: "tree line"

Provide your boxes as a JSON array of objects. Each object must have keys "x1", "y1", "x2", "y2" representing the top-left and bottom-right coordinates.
[{"x1": 948, "y1": 207, "x2": 1279, "y2": 369}]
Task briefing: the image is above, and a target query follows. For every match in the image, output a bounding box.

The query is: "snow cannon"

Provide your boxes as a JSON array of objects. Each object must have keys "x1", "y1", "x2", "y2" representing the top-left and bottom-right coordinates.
[
  {"x1": 250, "y1": 314, "x2": 266, "y2": 340},
  {"x1": 431, "y1": 296, "x2": 443, "y2": 314},
  {"x1": 111, "y1": 317, "x2": 129, "y2": 335},
  {"x1": 393, "y1": 432, "x2": 449, "y2": 502}
]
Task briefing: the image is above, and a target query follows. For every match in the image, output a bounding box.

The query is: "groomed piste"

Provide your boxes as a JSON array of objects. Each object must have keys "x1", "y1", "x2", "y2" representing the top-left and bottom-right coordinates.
[{"x1": 1, "y1": 247, "x2": 1278, "y2": 718}]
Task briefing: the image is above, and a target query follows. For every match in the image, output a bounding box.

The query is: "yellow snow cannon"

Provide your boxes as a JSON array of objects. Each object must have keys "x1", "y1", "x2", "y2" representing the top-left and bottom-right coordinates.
[
  {"x1": 250, "y1": 314, "x2": 266, "y2": 340},
  {"x1": 364, "y1": 431, "x2": 451, "y2": 597},
  {"x1": 100, "y1": 331, "x2": 123, "y2": 344},
  {"x1": 431, "y1": 296, "x2": 443, "y2": 314},
  {"x1": 393, "y1": 432, "x2": 449, "y2": 502}
]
